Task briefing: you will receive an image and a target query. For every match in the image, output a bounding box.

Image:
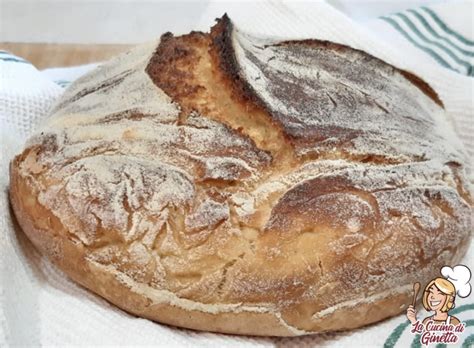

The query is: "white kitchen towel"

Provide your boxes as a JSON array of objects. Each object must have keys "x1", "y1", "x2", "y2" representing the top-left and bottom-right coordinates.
[{"x1": 1, "y1": 1, "x2": 473, "y2": 347}]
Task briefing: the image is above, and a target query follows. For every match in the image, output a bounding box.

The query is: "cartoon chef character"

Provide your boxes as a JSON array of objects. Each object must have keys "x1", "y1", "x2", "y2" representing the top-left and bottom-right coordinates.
[{"x1": 406, "y1": 265, "x2": 471, "y2": 326}]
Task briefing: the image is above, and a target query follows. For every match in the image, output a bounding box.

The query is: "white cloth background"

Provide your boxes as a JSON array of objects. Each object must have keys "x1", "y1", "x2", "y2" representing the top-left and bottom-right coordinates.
[{"x1": 1, "y1": 1, "x2": 473, "y2": 347}]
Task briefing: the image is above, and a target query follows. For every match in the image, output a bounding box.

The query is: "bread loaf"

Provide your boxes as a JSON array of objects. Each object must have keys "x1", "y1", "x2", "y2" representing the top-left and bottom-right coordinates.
[{"x1": 9, "y1": 15, "x2": 472, "y2": 336}]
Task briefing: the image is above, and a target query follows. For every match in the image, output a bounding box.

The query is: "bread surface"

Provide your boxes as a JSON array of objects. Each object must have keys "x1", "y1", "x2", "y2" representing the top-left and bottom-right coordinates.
[{"x1": 9, "y1": 15, "x2": 472, "y2": 336}]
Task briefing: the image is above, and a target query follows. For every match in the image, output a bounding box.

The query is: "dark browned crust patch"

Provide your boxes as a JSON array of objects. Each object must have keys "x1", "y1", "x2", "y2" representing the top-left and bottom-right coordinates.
[
  {"x1": 272, "y1": 38, "x2": 444, "y2": 107},
  {"x1": 399, "y1": 70, "x2": 443, "y2": 107},
  {"x1": 145, "y1": 13, "x2": 448, "y2": 172},
  {"x1": 207, "y1": 16, "x2": 445, "y2": 155},
  {"x1": 274, "y1": 39, "x2": 444, "y2": 108},
  {"x1": 146, "y1": 30, "x2": 209, "y2": 116},
  {"x1": 209, "y1": 14, "x2": 267, "y2": 109},
  {"x1": 209, "y1": 15, "x2": 444, "y2": 115},
  {"x1": 145, "y1": 15, "x2": 297, "y2": 172}
]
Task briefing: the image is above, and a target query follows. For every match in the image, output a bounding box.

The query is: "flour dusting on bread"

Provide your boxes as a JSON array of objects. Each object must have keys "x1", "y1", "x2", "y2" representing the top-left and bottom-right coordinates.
[{"x1": 10, "y1": 15, "x2": 471, "y2": 336}]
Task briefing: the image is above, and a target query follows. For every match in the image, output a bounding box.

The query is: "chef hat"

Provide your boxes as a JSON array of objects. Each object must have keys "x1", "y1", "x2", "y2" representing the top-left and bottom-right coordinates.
[{"x1": 441, "y1": 264, "x2": 472, "y2": 298}]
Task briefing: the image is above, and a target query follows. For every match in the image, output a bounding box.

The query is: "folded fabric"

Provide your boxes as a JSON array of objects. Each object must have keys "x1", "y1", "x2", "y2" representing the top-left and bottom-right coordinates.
[
  {"x1": 1, "y1": 1, "x2": 472, "y2": 347},
  {"x1": 378, "y1": 4, "x2": 473, "y2": 76}
]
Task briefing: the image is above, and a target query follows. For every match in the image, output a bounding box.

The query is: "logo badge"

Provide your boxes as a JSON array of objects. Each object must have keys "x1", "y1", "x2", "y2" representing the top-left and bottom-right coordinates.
[{"x1": 406, "y1": 265, "x2": 472, "y2": 346}]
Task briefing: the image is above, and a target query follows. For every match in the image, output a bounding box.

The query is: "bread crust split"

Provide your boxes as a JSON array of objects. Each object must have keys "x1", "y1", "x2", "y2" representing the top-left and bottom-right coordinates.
[{"x1": 9, "y1": 15, "x2": 472, "y2": 336}]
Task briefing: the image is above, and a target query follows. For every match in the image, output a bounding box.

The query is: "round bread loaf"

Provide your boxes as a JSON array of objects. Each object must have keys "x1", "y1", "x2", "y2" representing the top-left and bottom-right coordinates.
[{"x1": 9, "y1": 16, "x2": 472, "y2": 336}]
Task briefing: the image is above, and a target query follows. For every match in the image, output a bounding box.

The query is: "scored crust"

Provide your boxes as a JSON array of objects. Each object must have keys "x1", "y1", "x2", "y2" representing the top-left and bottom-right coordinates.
[{"x1": 9, "y1": 15, "x2": 472, "y2": 336}]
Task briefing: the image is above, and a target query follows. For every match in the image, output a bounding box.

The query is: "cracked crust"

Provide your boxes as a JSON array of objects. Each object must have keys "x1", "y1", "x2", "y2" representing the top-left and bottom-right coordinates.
[{"x1": 9, "y1": 15, "x2": 472, "y2": 336}]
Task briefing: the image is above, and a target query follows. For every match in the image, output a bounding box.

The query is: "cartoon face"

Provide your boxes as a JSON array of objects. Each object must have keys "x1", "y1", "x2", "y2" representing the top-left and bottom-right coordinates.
[{"x1": 428, "y1": 285, "x2": 447, "y2": 311}]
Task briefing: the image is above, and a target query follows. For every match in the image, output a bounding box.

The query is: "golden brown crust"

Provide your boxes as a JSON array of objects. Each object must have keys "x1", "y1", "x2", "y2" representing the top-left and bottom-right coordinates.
[
  {"x1": 146, "y1": 20, "x2": 293, "y2": 169},
  {"x1": 8, "y1": 154, "x2": 293, "y2": 336},
  {"x1": 9, "y1": 15, "x2": 472, "y2": 336},
  {"x1": 12, "y1": 159, "x2": 469, "y2": 336}
]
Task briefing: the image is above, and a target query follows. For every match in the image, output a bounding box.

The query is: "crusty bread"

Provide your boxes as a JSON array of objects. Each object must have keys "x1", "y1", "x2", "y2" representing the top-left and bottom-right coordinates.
[{"x1": 9, "y1": 15, "x2": 472, "y2": 336}]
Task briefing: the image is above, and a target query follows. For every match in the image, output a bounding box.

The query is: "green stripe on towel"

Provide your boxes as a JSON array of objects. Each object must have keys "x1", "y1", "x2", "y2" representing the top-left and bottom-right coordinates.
[
  {"x1": 421, "y1": 6, "x2": 474, "y2": 46},
  {"x1": 380, "y1": 16, "x2": 459, "y2": 73},
  {"x1": 384, "y1": 304, "x2": 474, "y2": 347},
  {"x1": 462, "y1": 334, "x2": 474, "y2": 348},
  {"x1": 407, "y1": 9, "x2": 474, "y2": 57},
  {"x1": 0, "y1": 56, "x2": 31, "y2": 64},
  {"x1": 393, "y1": 12, "x2": 472, "y2": 71}
]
